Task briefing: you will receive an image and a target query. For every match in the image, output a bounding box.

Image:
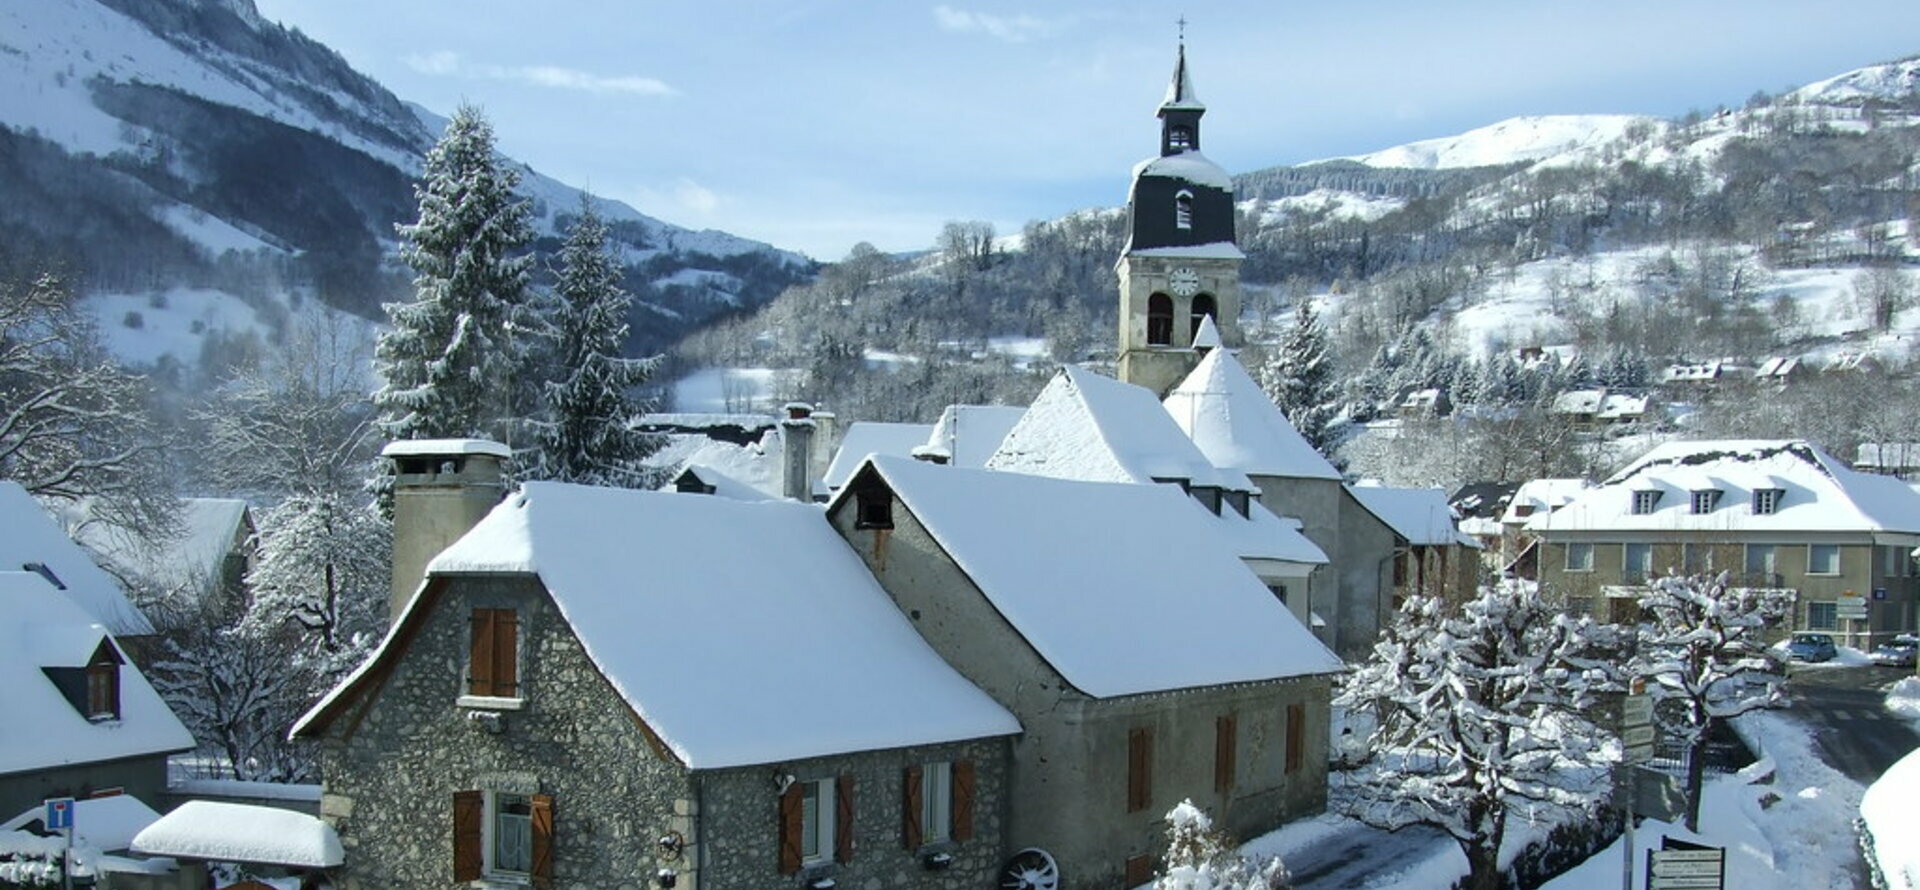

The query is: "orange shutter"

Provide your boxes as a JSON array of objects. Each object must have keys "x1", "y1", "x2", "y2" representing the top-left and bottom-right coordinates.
[
  {"x1": 902, "y1": 765, "x2": 923, "y2": 849},
  {"x1": 777, "y1": 783, "x2": 803, "y2": 874},
  {"x1": 835, "y1": 774, "x2": 855, "y2": 864},
  {"x1": 530, "y1": 794, "x2": 554, "y2": 888},
  {"x1": 1215, "y1": 714, "x2": 1237, "y2": 793},
  {"x1": 452, "y1": 791, "x2": 483, "y2": 882},
  {"x1": 952, "y1": 760, "x2": 975, "y2": 841},
  {"x1": 1128, "y1": 728, "x2": 1153, "y2": 813},
  {"x1": 495, "y1": 610, "x2": 519, "y2": 697},
  {"x1": 1285, "y1": 703, "x2": 1306, "y2": 774},
  {"x1": 469, "y1": 610, "x2": 496, "y2": 696}
]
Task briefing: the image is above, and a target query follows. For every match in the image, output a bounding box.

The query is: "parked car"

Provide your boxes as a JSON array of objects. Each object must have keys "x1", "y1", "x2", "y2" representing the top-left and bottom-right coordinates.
[
  {"x1": 1786, "y1": 632, "x2": 1838, "y2": 663},
  {"x1": 1870, "y1": 636, "x2": 1919, "y2": 668}
]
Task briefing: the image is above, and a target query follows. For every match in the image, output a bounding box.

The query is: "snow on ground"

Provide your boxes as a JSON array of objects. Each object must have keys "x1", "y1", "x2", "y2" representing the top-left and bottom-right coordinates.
[
  {"x1": 1247, "y1": 189, "x2": 1406, "y2": 225},
  {"x1": 157, "y1": 206, "x2": 285, "y2": 256},
  {"x1": 79, "y1": 288, "x2": 380, "y2": 373},
  {"x1": 1889, "y1": 677, "x2": 1920, "y2": 726},
  {"x1": 669, "y1": 367, "x2": 786, "y2": 414},
  {"x1": 1863, "y1": 745, "x2": 1920, "y2": 890},
  {"x1": 1768, "y1": 641, "x2": 1875, "y2": 669}
]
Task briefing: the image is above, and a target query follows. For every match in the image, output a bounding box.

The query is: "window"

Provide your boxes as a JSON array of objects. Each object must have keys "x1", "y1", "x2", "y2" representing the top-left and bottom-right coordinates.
[
  {"x1": 452, "y1": 790, "x2": 553, "y2": 885},
  {"x1": 1175, "y1": 190, "x2": 1194, "y2": 229},
  {"x1": 903, "y1": 761, "x2": 974, "y2": 849},
  {"x1": 1191, "y1": 486, "x2": 1221, "y2": 515},
  {"x1": 780, "y1": 776, "x2": 851, "y2": 872},
  {"x1": 1214, "y1": 714, "x2": 1237, "y2": 793},
  {"x1": 1624, "y1": 543, "x2": 1652, "y2": 581},
  {"x1": 1630, "y1": 490, "x2": 1662, "y2": 515},
  {"x1": 1885, "y1": 545, "x2": 1909, "y2": 577},
  {"x1": 1268, "y1": 584, "x2": 1288, "y2": 605},
  {"x1": 1147, "y1": 294, "x2": 1174, "y2": 346},
  {"x1": 1225, "y1": 490, "x2": 1250, "y2": 518},
  {"x1": 1808, "y1": 544, "x2": 1841, "y2": 575},
  {"x1": 1565, "y1": 542, "x2": 1594, "y2": 572},
  {"x1": 86, "y1": 660, "x2": 119, "y2": 721},
  {"x1": 1127, "y1": 727, "x2": 1153, "y2": 813},
  {"x1": 1753, "y1": 488, "x2": 1783, "y2": 514},
  {"x1": 1168, "y1": 125, "x2": 1193, "y2": 151},
  {"x1": 1682, "y1": 543, "x2": 1710, "y2": 574},
  {"x1": 1690, "y1": 489, "x2": 1721, "y2": 514},
  {"x1": 468, "y1": 608, "x2": 519, "y2": 699},
  {"x1": 1284, "y1": 703, "x2": 1306, "y2": 774},
  {"x1": 1807, "y1": 601, "x2": 1839, "y2": 631},
  {"x1": 855, "y1": 486, "x2": 893, "y2": 530},
  {"x1": 1746, "y1": 544, "x2": 1778, "y2": 582},
  {"x1": 1190, "y1": 294, "x2": 1217, "y2": 343}
]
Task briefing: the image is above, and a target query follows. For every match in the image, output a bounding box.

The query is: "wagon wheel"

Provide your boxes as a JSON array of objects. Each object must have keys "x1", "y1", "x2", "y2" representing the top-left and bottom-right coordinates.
[{"x1": 999, "y1": 847, "x2": 1059, "y2": 890}]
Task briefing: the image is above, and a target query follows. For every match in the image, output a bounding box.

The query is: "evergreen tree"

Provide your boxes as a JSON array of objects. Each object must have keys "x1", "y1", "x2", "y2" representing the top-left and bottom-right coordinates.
[
  {"x1": 526, "y1": 197, "x2": 662, "y2": 486},
  {"x1": 373, "y1": 104, "x2": 539, "y2": 445},
  {"x1": 1261, "y1": 299, "x2": 1344, "y2": 456}
]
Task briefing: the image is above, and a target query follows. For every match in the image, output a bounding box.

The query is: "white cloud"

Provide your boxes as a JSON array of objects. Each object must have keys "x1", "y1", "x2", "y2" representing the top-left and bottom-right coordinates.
[
  {"x1": 674, "y1": 178, "x2": 720, "y2": 214},
  {"x1": 403, "y1": 51, "x2": 676, "y2": 96},
  {"x1": 931, "y1": 5, "x2": 1059, "y2": 43}
]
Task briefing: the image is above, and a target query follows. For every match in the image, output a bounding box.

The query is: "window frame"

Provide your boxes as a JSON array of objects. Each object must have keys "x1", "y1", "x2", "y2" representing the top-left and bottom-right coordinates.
[
  {"x1": 85, "y1": 660, "x2": 119, "y2": 721},
  {"x1": 1147, "y1": 293, "x2": 1174, "y2": 346},
  {"x1": 490, "y1": 792, "x2": 535, "y2": 878},
  {"x1": 1682, "y1": 543, "x2": 1710, "y2": 575},
  {"x1": 453, "y1": 788, "x2": 552, "y2": 886},
  {"x1": 1630, "y1": 489, "x2": 1661, "y2": 515},
  {"x1": 1564, "y1": 542, "x2": 1595, "y2": 573},
  {"x1": 1807, "y1": 543, "x2": 1841, "y2": 576},
  {"x1": 1174, "y1": 190, "x2": 1194, "y2": 229},
  {"x1": 799, "y1": 778, "x2": 835, "y2": 866},
  {"x1": 1753, "y1": 488, "x2": 1783, "y2": 515},
  {"x1": 1623, "y1": 542, "x2": 1653, "y2": 581},
  {"x1": 1807, "y1": 601, "x2": 1839, "y2": 631},
  {"x1": 919, "y1": 762, "x2": 953, "y2": 845},
  {"x1": 1690, "y1": 489, "x2": 1721, "y2": 514}
]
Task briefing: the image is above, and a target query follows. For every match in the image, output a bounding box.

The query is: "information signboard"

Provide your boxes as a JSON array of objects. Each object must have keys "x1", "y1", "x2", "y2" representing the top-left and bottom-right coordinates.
[{"x1": 1648, "y1": 842, "x2": 1725, "y2": 890}]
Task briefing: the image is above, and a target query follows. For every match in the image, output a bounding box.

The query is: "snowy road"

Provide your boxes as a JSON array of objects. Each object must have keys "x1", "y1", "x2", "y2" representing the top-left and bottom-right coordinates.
[
  {"x1": 1786, "y1": 665, "x2": 1920, "y2": 784},
  {"x1": 1281, "y1": 822, "x2": 1454, "y2": 890}
]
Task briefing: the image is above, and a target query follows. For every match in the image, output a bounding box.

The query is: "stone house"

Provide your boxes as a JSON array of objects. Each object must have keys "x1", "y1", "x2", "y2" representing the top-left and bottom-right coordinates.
[
  {"x1": 293, "y1": 473, "x2": 1021, "y2": 890},
  {"x1": 1348, "y1": 485, "x2": 1484, "y2": 605},
  {"x1": 829, "y1": 456, "x2": 1343, "y2": 890},
  {"x1": 0, "y1": 571, "x2": 192, "y2": 820},
  {"x1": 1529, "y1": 439, "x2": 1920, "y2": 644}
]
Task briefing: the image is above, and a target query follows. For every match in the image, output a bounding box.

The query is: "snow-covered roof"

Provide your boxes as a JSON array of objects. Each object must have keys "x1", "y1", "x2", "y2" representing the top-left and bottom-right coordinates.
[
  {"x1": 3, "y1": 794, "x2": 160, "y2": 853},
  {"x1": 1552, "y1": 389, "x2": 1606, "y2": 414},
  {"x1": 671, "y1": 464, "x2": 777, "y2": 502},
  {"x1": 0, "y1": 482, "x2": 152, "y2": 636},
  {"x1": 1526, "y1": 440, "x2": 1920, "y2": 536},
  {"x1": 649, "y1": 426, "x2": 786, "y2": 500},
  {"x1": 1160, "y1": 44, "x2": 1204, "y2": 111},
  {"x1": 299, "y1": 484, "x2": 1019, "y2": 768},
  {"x1": 991, "y1": 365, "x2": 1253, "y2": 490},
  {"x1": 1131, "y1": 152, "x2": 1233, "y2": 191},
  {"x1": 1755, "y1": 356, "x2": 1801, "y2": 378},
  {"x1": 379, "y1": 438, "x2": 511, "y2": 458},
  {"x1": 1126, "y1": 242, "x2": 1247, "y2": 260},
  {"x1": 1212, "y1": 503, "x2": 1329, "y2": 567},
  {"x1": 925, "y1": 405, "x2": 1026, "y2": 469},
  {"x1": 0, "y1": 572, "x2": 192, "y2": 777},
  {"x1": 822, "y1": 422, "x2": 936, "y2": 490},
  {"x1": 844, "y1": 457, "x2": 1341, "y2": 697},
  {"x1": 1661, "y1": 361, "x2": 1723, "y2": 382},
  {"x1": 1191, "y1": 314, "x2": 1223, "y2": 350},
  {"x1": 1349, "y1": 486, "x2": 1480, "y2": 548},
  {"x1": 1162, "y1": 349, "x2": 1342, "y2": 481},
  {"x1": 1597, "y1": 392, "x2": 1648, "y2": 420},
  {"x1": 131, "y1": 801, "x2": 341, "y2": 868},
  {"x1": 1501, "y1": 478, "x2": 1593, "y2": 525},
  {"x1": 73, "y1": 498, "x2": 249, "y2": 604}
]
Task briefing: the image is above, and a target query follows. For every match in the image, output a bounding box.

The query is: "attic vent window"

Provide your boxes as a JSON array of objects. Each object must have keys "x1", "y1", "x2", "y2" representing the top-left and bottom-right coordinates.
[
  {"x1": 1753, "y1": 488, "x2": 1783, "y2": 515},
  {"x1": 1225, "y1": 490, "x2": 1250, "y2": 518},
  {"x1": 1690, "y1": 490, "x2": 1722, "y2": 514},
  {"x1": 86, "y1": 647, "x2": 120, "y2": 721},
  {"x1": 1175, "y1": 190, "x2": 1194, "y2": 230},
  {"x1": 856, "y1": 487, "x2": 894, "y2": 530},
  {"x1": 1630, "y1": 490, "x2": 1662, "y2": 515},
  {"x1": 1192, "y1": 486, "x2": 1222, "y2": 515}
]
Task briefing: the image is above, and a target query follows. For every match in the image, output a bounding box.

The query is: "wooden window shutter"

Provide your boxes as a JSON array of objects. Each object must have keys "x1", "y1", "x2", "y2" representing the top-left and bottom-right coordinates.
[
  {"x1": 495, "y1": 610, "x2": 519, "y2": 697},
  {"x1": 901, "y1": 765, "x2": 923, "y2": 849},
  {"x1": 778, "y1": 783, "x2": 803, "y2": 874},
  {"x1": 834, "y1": 774, "x2": 855, "y2": 864},
  {"x1": 469, "y1": 610, "x2": 496, "y2": 696},
  {"x1": 1214, "y1": 714, "x2": 1237, "y2": 793},
  {"x1": 1125, "y1": 853, "x2": 1155, "y2": 886},
  {"x1": 952, "y1": 760, "x2": 975, "y2": 841},
  {"x1": 1285, "y1": 703, "x2": 1306, "y2": 774},
  {"x1": 452, "y1": 791, "x2": 483, "y2": 882},
  {"x1": 1127, "y1": 728, "x2": 1153, "y2": 813},
  {"x1": 530, "y1": 793, "x2": 555, "y2": 888}
]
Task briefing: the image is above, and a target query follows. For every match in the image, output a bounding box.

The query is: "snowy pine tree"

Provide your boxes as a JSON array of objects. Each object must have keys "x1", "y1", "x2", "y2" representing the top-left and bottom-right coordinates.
[
  {"x1": 524, "y1": 197, "x2": 662, "y2": 486},
  {"x1": 373, "y1": 104, "x2": 540, "y2": 446},
  {"x1": 1629, "y1": 572, "x2": 1790, "y2": 831},
  {"x1": 1260, "y1": 299, "x2": 1344, "y2": 460},
  {"x1": 1335, "y1": 586, "x2": 1619, "y2": 890}
]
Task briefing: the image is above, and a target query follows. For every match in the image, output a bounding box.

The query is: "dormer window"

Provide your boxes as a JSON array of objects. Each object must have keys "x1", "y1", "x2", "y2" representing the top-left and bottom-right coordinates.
[
  {"x1": 1225, "y1": 490, "x2": 1250, "y2": 518},
  {"x1": 1630, "y1": 490, "x2": 1662, "y2": 515},
  {"x1": 1175, "y1": 190, "x2": 1194, "y2": 230},
  {"x1": 1753, "y1": 488, "x2": 1784, "y2": 515},
  {"x1": 1191, "y1": 486, "x2": 1222, "y2": 515},
  {"x1": 1151, "y1": 476, "x2": 1192, "y2": 494},
  {"x1": 1690, "y1": 489, "x2": 1721, "y2": 514},
  {"x1": 85, "y1": 644, "x2": 120, "y2": 721},
  {"x1": 855, "y1": 486, "x2": 894, "y2": 530}
]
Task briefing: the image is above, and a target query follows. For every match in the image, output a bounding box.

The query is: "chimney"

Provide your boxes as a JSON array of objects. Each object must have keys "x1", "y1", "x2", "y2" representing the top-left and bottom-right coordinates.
[
  {"x1": 780, "y1": 403, "x2": 815, "y2": 502},
  {"x1": 383, "y1": 439, "x2": 510, "y2": 624}
]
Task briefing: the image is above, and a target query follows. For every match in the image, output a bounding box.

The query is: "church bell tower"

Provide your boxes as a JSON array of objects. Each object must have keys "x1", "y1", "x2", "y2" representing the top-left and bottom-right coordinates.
[{"x1": 1116, "y1": 39, "x2": 1244, "y2": 396}]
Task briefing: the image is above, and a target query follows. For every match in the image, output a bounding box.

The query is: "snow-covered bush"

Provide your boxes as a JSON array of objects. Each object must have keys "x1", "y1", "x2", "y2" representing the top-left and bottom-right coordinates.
[
  {"x1": 0, "y1": 831, "x2": 65, "y2": 887},
  {"x1": 1152, "y1": 800, "x2": 1289, "y2": 890}
]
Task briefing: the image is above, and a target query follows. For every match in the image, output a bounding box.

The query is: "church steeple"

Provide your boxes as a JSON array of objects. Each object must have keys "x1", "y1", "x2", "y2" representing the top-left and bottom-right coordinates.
[{"x1": 1158, "y1": 42, "x2": 1205, "y2": 156}]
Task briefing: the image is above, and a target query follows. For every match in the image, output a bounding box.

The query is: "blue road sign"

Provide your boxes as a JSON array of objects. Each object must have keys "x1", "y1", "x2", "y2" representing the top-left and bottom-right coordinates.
[{"x1": 44, "y1": 797, "x2": 73, "y2": 831}]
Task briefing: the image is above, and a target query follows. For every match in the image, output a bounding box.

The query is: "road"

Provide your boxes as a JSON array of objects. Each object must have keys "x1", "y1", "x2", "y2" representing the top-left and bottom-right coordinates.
[{"x1": 1784, "y1": 664, "x2": 1920, "y2": 784}]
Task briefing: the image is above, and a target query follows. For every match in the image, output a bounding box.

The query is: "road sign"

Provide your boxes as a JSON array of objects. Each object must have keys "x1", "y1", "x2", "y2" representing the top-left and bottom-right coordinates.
[
  {"x1": 1837, "y1": 594, "x2": 1869, "y2": 620},
  {"x1": 1622, "y1": 724, "x2": 1656, "y2": 748},
  {"x1": 1648, "y1": 844, "x2": 1724, "y2": 890},
  {"x1": 1622, "y1": 694, "x2": 1653, "y2": 728},
  {"x1": 43, "y1": 798, "x2": 72, "y2": 831}
]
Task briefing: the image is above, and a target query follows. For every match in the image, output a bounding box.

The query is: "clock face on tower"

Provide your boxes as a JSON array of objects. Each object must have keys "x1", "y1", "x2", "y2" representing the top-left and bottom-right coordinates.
[{"x1": 1169, "y1": 267, "x2": 1200, "y2": 297}]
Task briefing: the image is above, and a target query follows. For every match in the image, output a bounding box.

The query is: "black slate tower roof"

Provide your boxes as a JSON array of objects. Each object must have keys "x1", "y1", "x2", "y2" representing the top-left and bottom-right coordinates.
[{"x1": 1125, "y1": 42, "x2": 1236, "y2": 253}]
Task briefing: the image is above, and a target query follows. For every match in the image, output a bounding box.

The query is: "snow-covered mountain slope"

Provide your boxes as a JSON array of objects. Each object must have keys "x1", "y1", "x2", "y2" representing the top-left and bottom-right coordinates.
[
  {"x1": 1323, "y1": 114, "x2": 1659, "y2": 170},
  {"x1": 1789, "y1": 55, "x2": 1920, "y2": 107},
  {"x1": 0, "y1": 0, "x2": 810, "y2": 369}
]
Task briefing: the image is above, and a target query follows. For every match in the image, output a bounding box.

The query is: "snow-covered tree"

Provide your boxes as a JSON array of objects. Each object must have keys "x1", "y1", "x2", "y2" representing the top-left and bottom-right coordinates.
[
  {"x1": 0, "y1": 272, "x2": 174, "y2": 532},
  {"x1": 239, "y1": 493, "x2": 389, "y2": 652},
  {"x1": 374, "y1": 104, "x2": 540, "y2": 446},
  {"x1": 524, "y1": 197, "x2": 661, "y2": 487},
  {"x1": 1629, "y1": 572, "x2": 1790, "y2": 831},
  {"x1": 1260, "y1": 299, "x2": 1344, "y2": 460},
  {"x1": 148, "y1": 626, "x2": 331, "y2": 783},
  {"x1": 1154, "y1": 800, "x2": 1290, "y2": 890},
  {"x1": 1335, "y1": 586, "x2": 1619, "y2": 890}
]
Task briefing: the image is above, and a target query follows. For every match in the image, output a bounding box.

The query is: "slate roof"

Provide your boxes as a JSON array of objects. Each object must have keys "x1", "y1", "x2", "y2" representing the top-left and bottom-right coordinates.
[
  {"x1": 843, "y1": 456, "x2": 1342, "y2": 698},
  {"x1": 925, "y1": 405, "x2": 1026, "y2": 469},
  {"x1": 1162, "y1": 348, "x2": 1342, "y2": 481}
]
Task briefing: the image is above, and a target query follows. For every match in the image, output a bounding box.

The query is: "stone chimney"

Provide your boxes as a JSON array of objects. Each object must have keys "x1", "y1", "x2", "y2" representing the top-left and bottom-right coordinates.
[
  {"x1": 383, "y1": 439, "x2": 510, "y2": 624},
  {"x1": 780, "y1": 403, "x2": 815, "y2": 503}
]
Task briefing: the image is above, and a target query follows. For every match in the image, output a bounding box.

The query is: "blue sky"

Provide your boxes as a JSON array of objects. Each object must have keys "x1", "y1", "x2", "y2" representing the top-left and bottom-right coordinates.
[{"x1": 251, "y1": 0, "x2": 1920, "y2": 260}]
